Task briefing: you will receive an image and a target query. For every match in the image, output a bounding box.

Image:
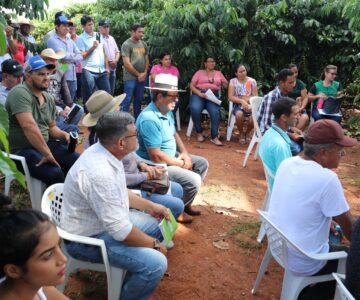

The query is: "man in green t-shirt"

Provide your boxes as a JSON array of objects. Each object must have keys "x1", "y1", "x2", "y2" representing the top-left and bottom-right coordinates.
[
  {"x1": 121, "y1": 24, "x2": 149, "y2": 119},
  {"x1": 5, "y1": 55, "x2": 79, "y2": 186}
]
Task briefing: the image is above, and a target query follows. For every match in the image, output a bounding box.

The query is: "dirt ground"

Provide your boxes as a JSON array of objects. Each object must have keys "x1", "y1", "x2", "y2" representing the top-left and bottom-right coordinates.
[{"x1": 63, "y1": 121, "x2": 360, "y2": 300}]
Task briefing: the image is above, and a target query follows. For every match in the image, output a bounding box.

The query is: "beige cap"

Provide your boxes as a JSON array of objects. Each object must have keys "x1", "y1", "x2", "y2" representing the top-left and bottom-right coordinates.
[{"x1": 40, "y1": 48, "x2": 65, "y2": 60}]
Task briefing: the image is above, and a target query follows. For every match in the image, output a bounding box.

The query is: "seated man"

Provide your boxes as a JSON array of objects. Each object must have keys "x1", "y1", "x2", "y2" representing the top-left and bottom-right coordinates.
[
  {"x1": 268, "y1": 119, "x2": 357, "y2": 299},
  {"x1": 61, "y1": 111, "x2": 169, "y2": 299},
  {"x1": 40, "y1": 48, "x2": 84, "y2": 133},
  {"x1": 5, "y1": 55, "x2": 79, "y2": 186},
  {"x1": 257, "y1": 68, "x2": 303, "y2": 155},
  {"x1": 259, "y1": 97, "x2": 300, "y2": 190},
  {"x1": 0, "y1": 59, "x2": 23, "y2": 106},
  {"x1": 136, "y1": 74, "x2": 209, "y2": 216}
]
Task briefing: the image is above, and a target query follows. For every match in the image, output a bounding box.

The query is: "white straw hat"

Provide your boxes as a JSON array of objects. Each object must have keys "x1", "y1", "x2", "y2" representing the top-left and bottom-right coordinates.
[{"x1": 146, "y1": 74, "x2": 185, "y2": 92}]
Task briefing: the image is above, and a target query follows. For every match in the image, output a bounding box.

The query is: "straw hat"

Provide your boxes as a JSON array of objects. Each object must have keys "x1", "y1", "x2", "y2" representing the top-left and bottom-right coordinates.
[
  {"x1": 146, "y1": 74, "x2": 185, "y2": 92},
  {"x1": 82, "y1": 90, "x2": 126, "y2": 127},
  {"x1": 40, "y1": 48, "x2": 65, "y2": 60},
  {"x1": 16, "y1": 18, "x2": 35, "y2": 32}
]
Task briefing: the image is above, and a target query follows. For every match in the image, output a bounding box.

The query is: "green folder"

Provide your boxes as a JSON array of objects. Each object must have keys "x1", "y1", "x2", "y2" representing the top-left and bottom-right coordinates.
[{"x1": 158, "y1": 209, "x2": 178, "y2": 244}]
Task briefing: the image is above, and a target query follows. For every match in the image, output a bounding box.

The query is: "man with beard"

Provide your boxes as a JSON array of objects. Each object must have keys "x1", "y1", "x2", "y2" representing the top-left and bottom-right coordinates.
[{"x1": 5, "y1": 55, "x2": 79, "y2": 186}]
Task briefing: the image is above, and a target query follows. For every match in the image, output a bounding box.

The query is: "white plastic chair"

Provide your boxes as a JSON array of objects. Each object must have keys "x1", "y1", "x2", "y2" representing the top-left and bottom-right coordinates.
[
  {"x1": 242, "y1": 96, "x2": 263, "y2": 167},
  {"x1": 175, "y1": 108, "x2": 181, "y2": 131},
  {"x1": 252, "y1": 210, "x2": 347, "y2": 300},
  {"x1": 3, "y1": 152, "x2": 46, "y2": 210},
  {"x1": 41, "y1": 183, "x2": 126, "y2": 300},
  {"x1": 256, "y1": 163, "x2": 274, "y2": 243},
  {"x1": 186, "y1": 90, "x2": 221, "y2": 138},
  {"x1": 333, "y1": 273, "x2": 355, "y2": 300},
  {"x1": 226, "y1": 101, "x2": 236, "y2": 141}
]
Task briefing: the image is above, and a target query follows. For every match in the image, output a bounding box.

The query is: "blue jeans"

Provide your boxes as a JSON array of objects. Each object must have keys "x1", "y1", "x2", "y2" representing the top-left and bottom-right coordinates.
[
  {"x1": 141, "y1": 181, "x2": 184, "y2": 218},
  {"x1": 76, "y1": 72, "x2": 82, "y2": 100},
  {"x1": 121, "y1": 79, "x2": 146, "y2": 119},
  {"x1": 109, "y1": 69, "x2": 116, "y2": 95},
  {"x1": 66, "y1": 80, "x2": 77, "y2": 102},
  {"x1": 312, "y1": 107, "x2": 342, "y2": 123},
  {"x1": 18, "y1": 140, "x2": 80, "y2": 186},
  {"x1": 66, "y1": 209, "x2": 167, "y2": 300},
  {"x1": 190, "y1": 93, "x2": 220, "y2": 139},
  {"x1": 82, "y1": 69, "x2": 111, "y2": 105}
]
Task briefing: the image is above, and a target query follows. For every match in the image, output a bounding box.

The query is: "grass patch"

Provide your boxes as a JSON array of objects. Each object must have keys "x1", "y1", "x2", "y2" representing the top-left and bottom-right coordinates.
[
  {"x1": 227, "y1": 221, "x2": 261, "y2": 239},
  {"x1": 354, "y1": 177, "x2": 360, "y2": 186}
]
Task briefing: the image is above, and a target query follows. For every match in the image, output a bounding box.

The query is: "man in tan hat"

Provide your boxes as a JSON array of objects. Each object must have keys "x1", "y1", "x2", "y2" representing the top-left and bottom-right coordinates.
[
  {"x1": 40, "y1": 48, "x2": 84, "y2": 133},
  {"x1": 268, "y1": 119, "x2": 357, "y2": 299},
  {"x1": 136, "y1": 74, "x2": 209, "y2": 217},
  {"x1": 17, "y1": 18, "x2": 36, "y2": 62}
]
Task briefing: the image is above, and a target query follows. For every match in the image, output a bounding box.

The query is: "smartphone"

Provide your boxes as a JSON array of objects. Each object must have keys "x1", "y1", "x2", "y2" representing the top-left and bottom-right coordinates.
[{"x1": 96, "y1": 32, "x2": 100, "y2": 42}]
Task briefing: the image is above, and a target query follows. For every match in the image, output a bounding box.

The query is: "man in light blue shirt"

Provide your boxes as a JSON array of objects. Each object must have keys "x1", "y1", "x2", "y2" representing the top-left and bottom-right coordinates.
[
  {"x1": 76, "y1": 15, "x2": 110, "y2": 106},
  {"x1": 47, "y1": 15, "x2": 82, "y2": 101},
  {"x1": 259, "y1": 97, "x2": 301, "y2": 190}
]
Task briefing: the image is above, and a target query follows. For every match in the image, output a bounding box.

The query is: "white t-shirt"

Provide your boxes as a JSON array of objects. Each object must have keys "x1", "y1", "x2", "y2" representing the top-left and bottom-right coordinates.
[{"x1": 268, "y1": 156, "x2": 349, "y2": 276}]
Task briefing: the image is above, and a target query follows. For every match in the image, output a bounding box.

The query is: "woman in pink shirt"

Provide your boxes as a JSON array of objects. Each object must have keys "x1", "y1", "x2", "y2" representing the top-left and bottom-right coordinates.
[
  {"x1": 190, "y1": 56, "x2": 228, "y2": 146},
  {"x1": 150, "y1": 52, "x2": 180, "y2": 87}
]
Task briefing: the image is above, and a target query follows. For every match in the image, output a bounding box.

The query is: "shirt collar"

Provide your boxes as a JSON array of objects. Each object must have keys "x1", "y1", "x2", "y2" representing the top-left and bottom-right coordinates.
[
  {"x1": 95, "y1": 142, "x2": 124, "y2": 171},
  {"x1": 149, "y1": 101, "x2": 169, "y2": 119},
  {"x1": 271, "y1": 123, "x2": 292, "y2": 144}
]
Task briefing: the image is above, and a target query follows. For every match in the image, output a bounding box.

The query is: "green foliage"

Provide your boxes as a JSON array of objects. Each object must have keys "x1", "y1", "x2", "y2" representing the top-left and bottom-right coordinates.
[
  {"x1": 0, "y1": 0, "x2": 49, "y2": 20},
  {"x1": 344, "y1": 116, "x2": 360, "y2": 137},
  {"x1": 344, "y1": 66, "x2": 360, "y2": 104}
]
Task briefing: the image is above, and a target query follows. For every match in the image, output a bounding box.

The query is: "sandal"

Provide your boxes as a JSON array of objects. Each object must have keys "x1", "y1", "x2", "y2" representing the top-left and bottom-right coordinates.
[{"x1": 210, "y1": 137, "x2": 224, "y2": 146}]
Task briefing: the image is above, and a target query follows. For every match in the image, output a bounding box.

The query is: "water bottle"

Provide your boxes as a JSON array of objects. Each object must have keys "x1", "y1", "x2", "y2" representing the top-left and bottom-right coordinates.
[
  {"x1": 329, "y1": 225, "x2": 342, "y2": 245},
  {"x1": 68, "y1": 131, "x2": 79, "y2": 153}
]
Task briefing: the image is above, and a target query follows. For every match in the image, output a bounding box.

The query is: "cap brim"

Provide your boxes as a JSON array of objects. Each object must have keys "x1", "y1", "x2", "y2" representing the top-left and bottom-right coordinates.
[
  {"x1": 336, "y1": 136, "x2": 357, "y2": 147},
  {"x1": 33, "y1": 63, "x2": 56, "y2": 71},
  {"x1": 82, "y1": 93, "x2": 126, "y2": 127},
  {"x1": 145, "y1": 86, "x2": 186, "y2": 92}
]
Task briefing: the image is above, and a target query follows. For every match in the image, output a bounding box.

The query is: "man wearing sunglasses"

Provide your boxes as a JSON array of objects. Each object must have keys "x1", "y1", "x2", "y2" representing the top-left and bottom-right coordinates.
[{"x1": 99, "y1": 20, "x2": 120, "y2": 96}]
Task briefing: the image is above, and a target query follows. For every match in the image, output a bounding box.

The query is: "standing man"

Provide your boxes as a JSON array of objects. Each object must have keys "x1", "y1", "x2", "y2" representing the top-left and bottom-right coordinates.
[
  {"x1": 47, "y1": 15, "x2": 83, "y2": 102},
  {"x1": 99, "y1": 19, "x2": 120, "y2": 95},
  {"x1": 17, "y1": 18, "x2": 36, "y2": 62},
  {"x1": 258, "y1": 97, "x2": 300, "y2": 190},
  {"x1": 61, "y1": 111, "x2": 168, "y2": 299},
  {"x1": 136, "y1": 74, "x2": 209, "y2": 217},
  {"x1": 5, "y1": 55, "x2": 79, "y2": 186},
  {"x1": 76, "y1": 15, "x2": 110, "y2": 106},
  {"x1": 268, "y1": 119, "x2": 357, "y2": 299},
  {"x1": 69, "y1": 23, "x2": 83, "y2": 101},
  {"x1": 121, "y1": 24, "x2": 149, "y2": 119},
  {"x1": 0, "y1": 60, "x2": 23, "y2": 106}
]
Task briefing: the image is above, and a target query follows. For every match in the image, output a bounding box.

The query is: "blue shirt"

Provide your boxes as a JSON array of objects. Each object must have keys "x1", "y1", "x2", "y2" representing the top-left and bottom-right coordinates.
[
  {"x1": 76, "y1": 32, "x2": 106, "y2": 73},
  {"x1": 47, "y1": 33, "x2": 82, "y2": 81},
  {"x1": 136, "y1": 102, "x2": 176, "y2": 160},
  {"x1": 0, "y1": 84, "x2": 10, "y2": 106},
  {"x1": 259, "y1": 123, "x2": 292, "y2": 191}
]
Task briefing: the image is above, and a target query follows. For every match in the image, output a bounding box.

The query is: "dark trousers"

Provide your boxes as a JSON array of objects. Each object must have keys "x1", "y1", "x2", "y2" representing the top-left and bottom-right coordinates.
[
  {"x1": 298, "y1": 244, "x2": 348, "y2": 300},
  {"x1": 18, "y1": 140, "x2": 80, "y2": 186}
]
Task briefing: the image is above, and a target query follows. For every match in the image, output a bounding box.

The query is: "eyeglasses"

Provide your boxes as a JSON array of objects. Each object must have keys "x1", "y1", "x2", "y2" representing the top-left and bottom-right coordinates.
[
  {"x1": 124, "y1": 131, "x2": 138, "y2": 139},
  {"x1": 166, "y1": 94, "x2": 178, "y2": 101},
  {"x1": 329, "y1": 72, "x2": 337, "y2": 76}
]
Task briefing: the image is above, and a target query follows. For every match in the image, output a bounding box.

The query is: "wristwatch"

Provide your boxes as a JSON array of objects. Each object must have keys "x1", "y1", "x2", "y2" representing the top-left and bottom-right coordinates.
[{"x1": 153, "y1": 239, "x2": 161, "y2": 251}]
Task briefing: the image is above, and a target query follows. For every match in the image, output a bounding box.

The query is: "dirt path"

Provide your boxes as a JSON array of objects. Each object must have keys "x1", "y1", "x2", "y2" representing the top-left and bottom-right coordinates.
[{"x1": 66, "y1": 124, "x2": 360, "y2": 300}]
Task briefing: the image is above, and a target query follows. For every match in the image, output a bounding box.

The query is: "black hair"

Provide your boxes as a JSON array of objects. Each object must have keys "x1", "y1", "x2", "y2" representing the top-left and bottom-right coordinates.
[
  {"x1": 271, "y1": 97, "x2": 297, "y2": 120},
  {"x1": 159, "y1": 51, "x2": 171, "y2": 61},
  {"x1": 276, "y1": 68, "x2": 294, "y2": 82},
  {"x1": 152, "y1": 90, "x2": 169, "y2": 102},
  {"x1": 80, "y1": 15, "x2": 93, "y2": 26},
  {"x1": 203, "y1": 55, "x2": 216, "y2": 63},
  {"x1": 233, "y1": 63, "x2": 248, "y2": 75},
  {"x1": 131, "y1": 24, "x2": 143, "y2": 32},
  {"x1": 0, "y1": 194, "x2": 51, "y2": 277}
]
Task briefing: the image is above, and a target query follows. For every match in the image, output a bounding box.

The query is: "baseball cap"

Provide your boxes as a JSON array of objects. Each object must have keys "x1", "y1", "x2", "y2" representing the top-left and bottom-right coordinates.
[
  {"x1": 306, "y1": 119, "x2": 357, "y2": 147},
  {"x1": 98, "y1": 19, "x2": 110, "y2": 27},
  {"x1": 55, "y1": 15, "x2": 74, "y2": 26},
  {"x1": 1, "y1": 59, "x2": 23, "y2": 76},
  {"x1": 24, "y1": 55, "x2": 56, "y2": 72}
]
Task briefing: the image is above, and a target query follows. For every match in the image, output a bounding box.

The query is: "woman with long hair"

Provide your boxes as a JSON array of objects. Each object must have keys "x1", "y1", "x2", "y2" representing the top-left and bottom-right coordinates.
[
  {"x1": 308, "y1": 65, "x2": 343, "y2": 123},
  {"x1": 0, "y1": 194, "x2": 68, "y2": 300},
  {"x1": 228, "y1": 63, "x2": 258, "y2": 144}
]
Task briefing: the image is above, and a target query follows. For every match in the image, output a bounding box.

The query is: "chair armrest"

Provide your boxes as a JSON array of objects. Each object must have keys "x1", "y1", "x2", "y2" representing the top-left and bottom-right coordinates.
[
  {"x1": 307, "y1": 250, "x2": 347, "y2": 261},
  {"x1": 57, "y1": 227, "x2": 105, "y2": 247}
]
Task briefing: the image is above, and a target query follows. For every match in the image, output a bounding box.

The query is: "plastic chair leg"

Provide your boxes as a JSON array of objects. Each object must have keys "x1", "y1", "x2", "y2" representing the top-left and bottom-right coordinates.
[
  {"x1": 251, "y1": 247, "x2": 272, "y2": 294},
  {"x1": 254, "y1": 141, "x2": 260, "y2": 161},
  {"x1": 243, "y1": 134, "x2": 257, "y2": 167},
  {"x1": 108, "y1": 267, "x2": 126, "y2": 300},
  {"x1": 175, "y1": 110, "x2": 181, "y2": 131},
  {"x1": 186, "y1": 118, "x2": 194, "y2": 137},
  {"x1": 226, "y1": 118, "x2": 235, "y2": 141},
  {"x1": 4, "y1": 175, "x2": 14, "y2": 195}
]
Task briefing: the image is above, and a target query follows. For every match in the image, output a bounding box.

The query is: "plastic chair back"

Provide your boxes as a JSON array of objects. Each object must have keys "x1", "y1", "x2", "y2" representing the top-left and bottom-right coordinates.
[{"x1": 333, "y1": 273, "x2": 355, "y2": 300}]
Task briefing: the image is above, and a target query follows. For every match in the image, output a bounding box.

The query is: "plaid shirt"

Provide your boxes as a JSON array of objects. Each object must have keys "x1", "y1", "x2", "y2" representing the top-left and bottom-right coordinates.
[{"x1": 257, "y1": 86, "x2": 286, "y2": 134}]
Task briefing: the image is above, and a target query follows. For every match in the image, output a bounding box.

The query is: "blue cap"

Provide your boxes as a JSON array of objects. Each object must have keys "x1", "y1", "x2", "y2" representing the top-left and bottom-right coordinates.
[
  {"x1": 25, "y1": 55, "x2": 55, "y2": 72},
  {"x1": 55, "y1": 15, "x2": 74, "y2": 26}
]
